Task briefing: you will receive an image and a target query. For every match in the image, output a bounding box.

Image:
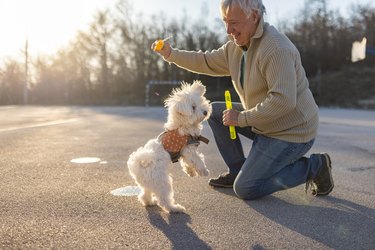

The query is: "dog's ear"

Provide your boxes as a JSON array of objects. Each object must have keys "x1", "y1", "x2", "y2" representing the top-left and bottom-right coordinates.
[
  {"x1": 192, "y1": 80, "x2": 206, "y2": 96},
  {"x1": 174, "y1": 99, "x2": 192, "y2": 116},
  {"x1": 164, "y1": 96, "x2": 171, "y2": 109},
  {"x1": 164, "y1": 83, "x2": 185, "y2": 108},
  {"x1": 164, "y1": 92, "x2": 191, "y2": 116}
]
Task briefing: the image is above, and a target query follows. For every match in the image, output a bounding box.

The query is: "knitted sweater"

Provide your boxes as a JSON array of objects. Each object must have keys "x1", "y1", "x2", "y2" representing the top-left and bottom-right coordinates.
[{"x1": 164, "y1": 18, "x2": 319, "y2": 143}]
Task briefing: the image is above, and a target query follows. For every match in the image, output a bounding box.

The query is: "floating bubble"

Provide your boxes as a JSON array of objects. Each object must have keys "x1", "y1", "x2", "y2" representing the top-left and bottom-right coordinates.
[
  {"x1": 70, "y1": 157, "x2": 101, "y2": 164},
  {"x1": 110, "y1": 186, "x2": 141, "y2": 196}
]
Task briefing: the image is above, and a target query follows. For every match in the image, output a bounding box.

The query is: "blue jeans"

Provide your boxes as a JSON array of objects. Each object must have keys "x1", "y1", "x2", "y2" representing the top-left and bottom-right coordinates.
[{"x1": 207, "y1": 102, "x2": 321, "y2": 200}]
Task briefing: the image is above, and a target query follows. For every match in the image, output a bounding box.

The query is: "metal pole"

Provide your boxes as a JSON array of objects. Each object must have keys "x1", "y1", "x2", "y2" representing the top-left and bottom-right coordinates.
[{"x1": 24, "y1": 37, "x2": 29, "y2": 105}]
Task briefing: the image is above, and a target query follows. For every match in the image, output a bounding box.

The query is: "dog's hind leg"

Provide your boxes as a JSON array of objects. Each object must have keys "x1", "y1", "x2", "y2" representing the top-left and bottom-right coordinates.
[
  {"x1": 138, "y1": 188, "x2": 156, "y2": 207},
  {"x1": 153, "y1": 176, "x2": 186, "y2": 213}
]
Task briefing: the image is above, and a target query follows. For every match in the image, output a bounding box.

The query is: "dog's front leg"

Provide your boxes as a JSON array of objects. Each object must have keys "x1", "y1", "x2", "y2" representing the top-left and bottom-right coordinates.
[
  {"x1": 180, "y1": 157, "x2": 198, "y2": 177},
  {"x1": 180, "y1": 146, "x2": 209, "y2": 176}
]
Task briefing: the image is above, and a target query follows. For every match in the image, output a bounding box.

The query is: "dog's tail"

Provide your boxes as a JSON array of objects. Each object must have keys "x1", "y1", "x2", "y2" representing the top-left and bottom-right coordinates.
[{"x1": 128, "y1": 147, "x2": 156, "y2": 168}]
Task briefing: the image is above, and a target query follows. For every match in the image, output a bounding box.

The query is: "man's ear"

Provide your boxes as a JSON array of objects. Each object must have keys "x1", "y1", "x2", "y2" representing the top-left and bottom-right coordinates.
[{"x1": 251, "y1": 10, "x2": 260, "y2": 24}]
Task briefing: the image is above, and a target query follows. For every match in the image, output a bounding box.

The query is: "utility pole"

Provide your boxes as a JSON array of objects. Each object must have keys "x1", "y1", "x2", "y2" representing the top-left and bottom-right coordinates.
[{"x1": 24, "y1": 37, "x2": 29, "y2": 105}]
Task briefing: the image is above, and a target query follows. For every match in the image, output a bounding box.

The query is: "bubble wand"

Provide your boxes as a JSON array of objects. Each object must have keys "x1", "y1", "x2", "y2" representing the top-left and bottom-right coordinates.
[
  {"x1": 225, "y1": 90, "x2": 237, "y2": 140},
  {"x1": 153, "y1": 36, "x2": 173, "y2": 51}
]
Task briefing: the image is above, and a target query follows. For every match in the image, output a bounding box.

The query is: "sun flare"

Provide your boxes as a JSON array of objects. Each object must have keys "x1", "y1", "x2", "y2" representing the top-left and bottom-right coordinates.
[{"x1": 0, "y1": 0, "x2": 108, "y2": 60}]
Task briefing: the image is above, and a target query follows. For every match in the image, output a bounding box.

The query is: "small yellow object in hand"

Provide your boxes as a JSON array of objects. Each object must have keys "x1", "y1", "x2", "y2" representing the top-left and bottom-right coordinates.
[
  {"x1": 153, "y1": 36, "x2": 173, "y2": 51},
  {"x1": 154, "y1": 40, "x2": 164, "y2": 51},
  {"x1": 225, "y1": 90, "x2": 237, "y2": 140}
]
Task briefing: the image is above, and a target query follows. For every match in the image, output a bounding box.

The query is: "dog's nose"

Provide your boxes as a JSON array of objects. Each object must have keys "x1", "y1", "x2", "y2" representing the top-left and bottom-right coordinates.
[{"x1": 203, "y1": 111, "x2": 208, "y2": 116}]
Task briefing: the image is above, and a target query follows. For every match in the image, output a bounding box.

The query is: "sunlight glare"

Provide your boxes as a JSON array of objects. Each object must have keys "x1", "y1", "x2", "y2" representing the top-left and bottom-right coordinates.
[{"x1": 0, "y1": 0, "x2": 108, "y2": 60}]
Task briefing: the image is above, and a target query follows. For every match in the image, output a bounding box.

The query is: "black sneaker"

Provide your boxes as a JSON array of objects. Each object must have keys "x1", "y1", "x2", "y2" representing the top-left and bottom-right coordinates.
[
  {"x1": 209, "y1": 172, "x2": 236, "y2": 188},
  {"x1": 305, "y1": 153, "x2": 334, "y2": 196}
]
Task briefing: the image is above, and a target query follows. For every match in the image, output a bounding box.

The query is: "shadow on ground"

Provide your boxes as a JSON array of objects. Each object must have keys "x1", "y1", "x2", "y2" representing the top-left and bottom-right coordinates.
[
  {"x1": 147, "y1": 207, "x2": 212, "y2": 250},
  {"x1": 213, "y1": 188, "x2": 375, "y2": 249}
]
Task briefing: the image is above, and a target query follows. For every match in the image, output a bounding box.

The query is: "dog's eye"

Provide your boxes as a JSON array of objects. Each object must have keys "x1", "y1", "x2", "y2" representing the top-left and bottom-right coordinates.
[{"x1": 192, "y1": 105, "x2": 196, "y2": 112}]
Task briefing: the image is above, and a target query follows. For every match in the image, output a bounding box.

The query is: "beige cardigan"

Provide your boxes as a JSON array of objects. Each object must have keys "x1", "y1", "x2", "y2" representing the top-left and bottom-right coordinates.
[{"x1": 164, "y1": 18, "x2": 319, "y2": 143}]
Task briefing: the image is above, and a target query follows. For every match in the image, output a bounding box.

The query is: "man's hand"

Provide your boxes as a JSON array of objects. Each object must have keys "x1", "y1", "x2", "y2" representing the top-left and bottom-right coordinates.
[
  {"x1": 151, "y1": 41, "x2": 172, "y2": 59},
  {"x1": 223, "y1": 109, "x2": 239, "y2": 126}
]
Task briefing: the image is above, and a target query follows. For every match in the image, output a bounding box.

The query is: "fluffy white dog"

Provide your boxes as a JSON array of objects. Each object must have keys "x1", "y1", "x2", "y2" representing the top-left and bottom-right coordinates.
[{"x1": 127, "y1": 80, "x2": 212, "y2": 213}]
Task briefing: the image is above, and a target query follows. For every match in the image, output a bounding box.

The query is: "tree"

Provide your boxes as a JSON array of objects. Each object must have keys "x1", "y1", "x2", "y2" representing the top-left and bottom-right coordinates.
[
  {"x1": 81, "y1": 9, "x2": 114, "y2": 101},
  {"x1": 0, "y1": 59, "x2": 24, "y2": 104}
]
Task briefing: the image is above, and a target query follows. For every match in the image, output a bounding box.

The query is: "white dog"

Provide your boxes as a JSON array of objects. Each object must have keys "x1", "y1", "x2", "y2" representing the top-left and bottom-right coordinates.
[{"x1": 127, "y1": 80, "x2": 212, "y2": 213}]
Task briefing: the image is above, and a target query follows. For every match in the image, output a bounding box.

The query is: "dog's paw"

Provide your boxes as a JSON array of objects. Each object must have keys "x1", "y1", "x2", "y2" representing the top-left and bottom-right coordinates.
[
  {"x1": 138, "y1": 194, "x2": 157, "y2": 207},
  {"x1": 187, "y1": 170, "x2": 198, "y2": 177},
  {"x1": 183, "y1": 166, "x2": 198, "y2": 177},
  {"x1": 167, "y1": 204, "x2": 186, "y2": 213},
  {"x1": 197, "y1": 168, "x2": 209, "y2": 176},
  {"x1": 140, "y1": 199, "x2": 157, "y2": 207}
]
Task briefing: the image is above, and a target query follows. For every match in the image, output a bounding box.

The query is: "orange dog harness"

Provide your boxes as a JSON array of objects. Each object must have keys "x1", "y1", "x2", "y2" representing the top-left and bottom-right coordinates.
[{"x1": 158, "y1": 129, "x2": 209, "y2": 163}]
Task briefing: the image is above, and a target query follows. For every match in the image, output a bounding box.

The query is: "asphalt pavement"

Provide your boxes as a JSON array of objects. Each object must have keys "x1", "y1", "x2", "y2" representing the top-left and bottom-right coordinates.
[{"x1": 0, "y1": 105, "x2": 374, "y2": 249}]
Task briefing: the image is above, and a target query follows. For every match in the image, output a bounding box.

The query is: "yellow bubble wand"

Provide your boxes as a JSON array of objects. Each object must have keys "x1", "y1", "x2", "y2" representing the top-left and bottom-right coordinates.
[
  {"x1": 153, "y1": 36, "x2": 173, "y2": 51},
  {"x1": 225, "y1": 90, "x2": 237, "y2": 140}
]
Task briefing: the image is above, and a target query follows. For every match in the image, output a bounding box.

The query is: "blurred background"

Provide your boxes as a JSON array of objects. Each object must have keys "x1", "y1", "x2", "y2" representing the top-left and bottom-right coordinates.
[{"x1": 0, "y1": 0, "x2": 374, "y2": 108}]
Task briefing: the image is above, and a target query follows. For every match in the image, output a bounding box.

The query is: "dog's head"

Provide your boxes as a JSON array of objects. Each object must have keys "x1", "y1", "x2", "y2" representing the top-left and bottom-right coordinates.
[{"x1": 164, "y1": 80, "x2": 212, "y2": 129}]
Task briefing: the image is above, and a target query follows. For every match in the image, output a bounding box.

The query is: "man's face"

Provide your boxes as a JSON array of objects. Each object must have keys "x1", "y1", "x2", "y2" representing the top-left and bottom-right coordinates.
[{"x1": 222, "y1": 5, "x2": 259, "y2": 47}]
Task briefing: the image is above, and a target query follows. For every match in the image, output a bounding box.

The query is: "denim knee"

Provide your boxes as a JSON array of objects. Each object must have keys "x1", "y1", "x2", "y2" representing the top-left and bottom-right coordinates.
[{"x1": 233, "y1": 181, "x2": 262, "y2": 200}]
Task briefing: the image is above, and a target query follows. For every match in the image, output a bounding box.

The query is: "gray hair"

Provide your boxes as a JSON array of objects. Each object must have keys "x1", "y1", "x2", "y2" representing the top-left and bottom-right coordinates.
[{"x1": 220, "y1": 0, "x2": 266, "y2": 18}]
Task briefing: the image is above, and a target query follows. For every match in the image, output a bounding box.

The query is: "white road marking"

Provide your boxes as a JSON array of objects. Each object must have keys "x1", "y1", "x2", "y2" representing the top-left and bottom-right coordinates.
[
  {"x1": 110, "y1": 186, "x2": 141, "y2": 196},
  {"x1": 70, "y1": 157, "x2": 101, "y2": 164},
  {"x1": 0, "y1": 119, "x2": 77, "y2": 132}
]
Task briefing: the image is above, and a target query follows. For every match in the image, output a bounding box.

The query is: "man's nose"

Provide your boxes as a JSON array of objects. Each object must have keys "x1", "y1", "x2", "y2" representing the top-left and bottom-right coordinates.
[
  {"x1": 227, "y1": 26, "x2": 230, "y2": 35},
  {"x1": 226, "y1": 24, "x2": 232, "y2": 35}
]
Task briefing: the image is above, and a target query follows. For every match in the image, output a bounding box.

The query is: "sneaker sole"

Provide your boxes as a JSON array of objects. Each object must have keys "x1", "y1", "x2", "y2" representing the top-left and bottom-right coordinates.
[
  {"x1": 316, "y1": 153, "x2": 334, "y2": 196},
  {"x1": 208, "y1": 181, "x2": 233, "y2": 188}
]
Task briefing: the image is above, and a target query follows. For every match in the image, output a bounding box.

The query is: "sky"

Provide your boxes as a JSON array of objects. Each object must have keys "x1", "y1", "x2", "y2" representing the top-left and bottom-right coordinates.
[{"x1": 0, "y1": 0, "x2": 372, "y2": 62}]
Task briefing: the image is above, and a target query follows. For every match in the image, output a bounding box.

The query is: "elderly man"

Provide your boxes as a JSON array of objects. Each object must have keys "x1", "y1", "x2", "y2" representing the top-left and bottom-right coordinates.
[{"x1": 152, "y1": 0, "x2": 334, "y2": 199}]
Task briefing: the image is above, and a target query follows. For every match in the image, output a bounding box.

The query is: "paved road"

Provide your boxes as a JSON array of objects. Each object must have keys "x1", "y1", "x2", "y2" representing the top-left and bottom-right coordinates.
[{"x1": 0, "y1": 106, "x2": 374, "y2": 249}]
